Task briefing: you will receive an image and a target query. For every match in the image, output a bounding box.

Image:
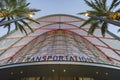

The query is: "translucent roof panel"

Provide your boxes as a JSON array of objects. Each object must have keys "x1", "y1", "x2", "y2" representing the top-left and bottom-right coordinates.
[{"x1": 0, "y1": 14, "x2": 120, "y2": 66}]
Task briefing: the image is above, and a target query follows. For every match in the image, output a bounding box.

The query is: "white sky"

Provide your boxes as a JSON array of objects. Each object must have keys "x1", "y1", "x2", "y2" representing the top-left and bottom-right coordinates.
[
  {"x1": 27, "y1": 0, "x2": 120, "y2": 37},
  {"x1": 0, "y1": 0, "x2": 120, "y2": 37},
  {"x1": 27, "y1": 0, "x2": 89, "y2": 18}
]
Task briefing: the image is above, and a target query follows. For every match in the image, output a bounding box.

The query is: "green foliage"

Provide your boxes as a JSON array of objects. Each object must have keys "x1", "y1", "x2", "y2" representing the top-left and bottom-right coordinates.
[
  {"x1": 78, "y1": 0, "x2": 120, "y2": 37},
  {"x1": 0, "y1": 0, "x2": 40, "y2": 35}
]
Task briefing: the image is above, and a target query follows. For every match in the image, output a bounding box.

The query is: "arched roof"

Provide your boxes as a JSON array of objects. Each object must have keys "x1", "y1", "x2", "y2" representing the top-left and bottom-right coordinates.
[{"x1": 0, "y1": 14, "x2": 120, "y2": 66}]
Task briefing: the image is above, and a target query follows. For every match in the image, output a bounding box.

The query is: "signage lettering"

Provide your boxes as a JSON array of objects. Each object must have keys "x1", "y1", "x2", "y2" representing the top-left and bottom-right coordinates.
[{"x1": 26, "y1": 55, "x2": 93, "y2": 63}]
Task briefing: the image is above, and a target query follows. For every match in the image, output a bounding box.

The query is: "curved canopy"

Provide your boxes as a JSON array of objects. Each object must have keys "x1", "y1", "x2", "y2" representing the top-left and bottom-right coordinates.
[{"x1": 0, "y1": 14, "x2": 120, "y2": 66}]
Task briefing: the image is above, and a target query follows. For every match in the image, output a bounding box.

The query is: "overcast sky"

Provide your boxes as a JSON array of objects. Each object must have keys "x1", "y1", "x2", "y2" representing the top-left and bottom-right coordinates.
[{"x1": 0, "y1": 0, "x2": 120, "y2": 37}]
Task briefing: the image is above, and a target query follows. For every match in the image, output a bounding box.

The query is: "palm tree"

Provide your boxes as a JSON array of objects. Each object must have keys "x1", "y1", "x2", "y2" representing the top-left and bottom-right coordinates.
[
  {"x1": 0, "y1": 0, "x2": 40, "y2": 34},
  {"x1": 78, "y1": 0, "x2": 120, "y2": 37}
]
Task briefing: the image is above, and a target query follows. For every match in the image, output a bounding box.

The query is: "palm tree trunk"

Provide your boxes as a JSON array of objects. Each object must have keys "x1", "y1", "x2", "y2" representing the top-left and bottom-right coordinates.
[
  {"x1": 89, "y1": 15, "x2": 120, "y2": 27},
  {"x1": 0, "y1": 17, "x2": 26, "y2": 26}
]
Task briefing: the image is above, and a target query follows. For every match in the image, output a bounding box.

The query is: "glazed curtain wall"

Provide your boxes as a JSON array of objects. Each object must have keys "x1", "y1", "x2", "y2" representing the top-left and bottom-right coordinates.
[{"x1": 0, "y1": 14, "x2": 120, "y2": 66}]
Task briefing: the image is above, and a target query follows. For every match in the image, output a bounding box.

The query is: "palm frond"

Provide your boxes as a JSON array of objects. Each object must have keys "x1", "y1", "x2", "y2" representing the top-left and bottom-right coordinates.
[
  {"x1": 88, "y1": 22, "x2": 98, "y2": 35},
  {"x1": 116, "y1": 9, "x2": 120, "y2": 12},
  {"x1": 17, "y1": 22, "x2": 28, "y2": 35},
  {"x1": 29, "y1": 9, "x2": 41, "y2": 12},
  {"x1": 80, "y1": 18, "x2": 93, "y2": 27},
  {"x1": 20, "y1": 20, "x2": 34, "y2": 32},
  {"x1": 98, "y1": 0, "x2": 103, "y2": 6},
  {"x1": 109, "y1": 0, "x2": 119, "y2": 11},
  {"x1": 26, "y1": 18, "x2": 40, "y2": 24},
  {"x1": 117, "y1": 28, "x2": 120, "y2": 32},
  {"x1": 4, "y1": 17, "x2": 11, "y2": 34},
  {"x1": 87, "y1": 11, "x2": 102, "y2": 16},
  {"x1": 94, "y1": 0, "x2": 101, "y2": 8},
  {"x1": 19, "y1": 3, "x2": 30, "y2": 9},
  {"x1": 11, "y1": 0, "x2": 17, "y2": 9},
  {"x1": 0, "y1": 17, "x2": 6, "y2": 23},
  {"x1": 14, "y1": 21, "x2": 18, "y2": 30},
  {"x1": 79, "y1": 0, "x2": 120, "y2": 37},
  {"x1": 5, "y1": 0, "x2": 14, "y2": 10},
  {"x1": 84, "y1": 0, "x2": 99, "y2": 10},
  {"x1": 87, "y1": 0, "x2": 102, "y2": 11},
  {"x1": 18, "y1": 0, "x2": 26, "y2": 6},
  {"x1": 114, "y1": 1, "x2": 120, "y2": 9},
  {"x1": 0, "y1": 1, "x2": 6, "y2": 10},
  {"x1": 77, "y1": 12, "x2": 86, "y2": 15},
  {"x1": 0, "y1": 0, "x2": 40, "y2": 35},
  {"x1": 14, "y1": 19, "x2": 28, "y2": 35},
  {"x1": 7, "y1": 23, "x2": 10, "y2": 34},
  {"x1": 101, "y1": 22, "x2": 108, "y2": 37},
  {"x1": 102, "y1": 0, "x2": 107, "y2": 10}
]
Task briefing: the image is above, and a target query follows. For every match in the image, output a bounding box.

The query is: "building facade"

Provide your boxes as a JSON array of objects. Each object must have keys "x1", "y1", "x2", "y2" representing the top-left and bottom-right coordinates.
[{"x1": 0, "y1": 14, "x2": 120, "y2": 80}]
